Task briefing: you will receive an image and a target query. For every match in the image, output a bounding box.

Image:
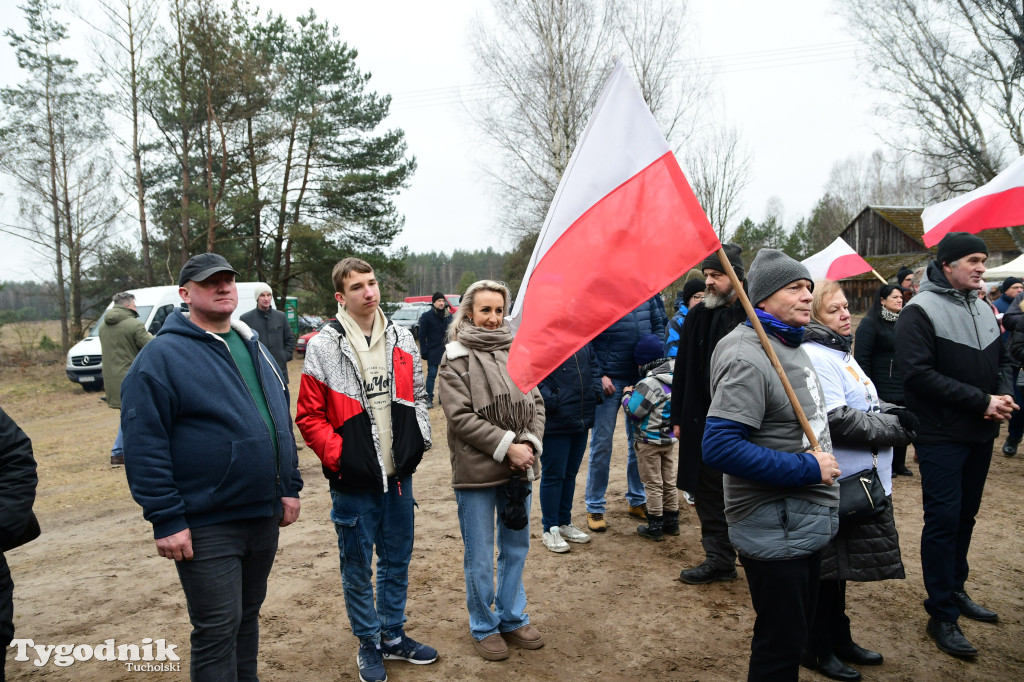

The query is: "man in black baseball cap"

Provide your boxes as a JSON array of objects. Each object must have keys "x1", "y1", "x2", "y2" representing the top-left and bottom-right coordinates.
[
  {"x1": 178, "y1": 252, "x2": 241, "y2": 287},
  {"x1": 122, "y1": 250, "x2": 302, "y2": 678}
]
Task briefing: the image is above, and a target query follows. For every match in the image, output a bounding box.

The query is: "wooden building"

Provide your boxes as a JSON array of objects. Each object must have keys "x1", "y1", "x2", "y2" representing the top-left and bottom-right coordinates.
[{"x1": 838, "y1": 206, "x2": 1020, "y2": 312}]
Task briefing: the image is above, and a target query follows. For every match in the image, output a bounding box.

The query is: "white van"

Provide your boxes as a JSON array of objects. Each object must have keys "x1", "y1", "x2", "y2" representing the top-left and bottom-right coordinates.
[{"x1": 65, "y1": 282, "x2": 272, "y2": 391}]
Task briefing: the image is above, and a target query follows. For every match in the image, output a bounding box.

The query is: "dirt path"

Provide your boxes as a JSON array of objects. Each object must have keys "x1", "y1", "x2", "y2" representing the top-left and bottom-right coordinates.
[{"x1": 3, "y1": 363, "x2": 1023, "y2": 680}]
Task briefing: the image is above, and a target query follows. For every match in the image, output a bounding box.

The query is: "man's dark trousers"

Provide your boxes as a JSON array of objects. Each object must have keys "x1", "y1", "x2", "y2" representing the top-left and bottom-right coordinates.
[
  {"x1": 175, "y1": 515, "x2": 280, "y2": 681},
  {"x1": 739, "y1": 550, "x2": 822, "y2": 681},
  {"x1": 694, "y1": 462, "x2": 735, "y2": 569},
  {"x1": 917, "y1": 440, "x2": 993, "y2": 622}
]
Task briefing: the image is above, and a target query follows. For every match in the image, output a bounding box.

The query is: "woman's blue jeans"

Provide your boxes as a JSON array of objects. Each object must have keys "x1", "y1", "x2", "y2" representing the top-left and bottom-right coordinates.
[{"x1": 455, "y1": 485, "x2": 532, "y2": 640}]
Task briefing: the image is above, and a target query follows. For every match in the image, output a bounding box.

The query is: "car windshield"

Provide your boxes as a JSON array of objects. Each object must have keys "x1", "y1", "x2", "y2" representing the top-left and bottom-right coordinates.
[{"x1": 391, "y1": 307, "x2": 422, "y2": 321}]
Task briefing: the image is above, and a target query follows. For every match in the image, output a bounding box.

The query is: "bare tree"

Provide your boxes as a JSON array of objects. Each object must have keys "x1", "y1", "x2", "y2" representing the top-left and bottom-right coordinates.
[
  {"x1": 841, "y1": 0, "x2": 1024, "y2": 197},
  {"x1": 0, "y1": 0, "x2": 117, "y2": 348},
  {"x1": 685, "y1": 125, "x2": 752, "y2": 240},
  {"x1": 76, "y1": 0, "x2": 159, "y2": 285},
  {"x1": 611, "y1": 0, "x2": 708, "y2": 148},
  {"x1": 470, "y1": 0, "x2": 709, "y2": 240},
  {"x1": 470, "y1": 0, "x2": 611, "y2": 238},
  {"x1": 824, "y1": 149, "x2": 927, "y2": 219}
]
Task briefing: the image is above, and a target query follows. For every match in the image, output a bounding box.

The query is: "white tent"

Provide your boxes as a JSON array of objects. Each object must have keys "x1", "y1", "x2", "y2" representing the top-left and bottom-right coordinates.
[{"x1": 985, "y1": 252, "x2": 1024, "y2": 278}]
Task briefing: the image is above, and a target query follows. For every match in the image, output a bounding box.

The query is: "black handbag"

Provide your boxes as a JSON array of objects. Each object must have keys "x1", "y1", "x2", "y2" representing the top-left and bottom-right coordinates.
[
  {"x1": 837, "y1": 451, "x2": 889, "y2": 524},
  {"x1": 500, "y1": 478, "x2": 532, "y2": 531},
  {"x1": 1, "y1": 511, "x2": 40, "y2": 552}
]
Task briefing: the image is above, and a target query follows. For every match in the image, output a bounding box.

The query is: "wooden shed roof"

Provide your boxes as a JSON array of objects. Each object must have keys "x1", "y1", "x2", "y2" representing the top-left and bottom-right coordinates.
[{"x1": 866, "y1": 205, "x2": 1018, "y2": 252}]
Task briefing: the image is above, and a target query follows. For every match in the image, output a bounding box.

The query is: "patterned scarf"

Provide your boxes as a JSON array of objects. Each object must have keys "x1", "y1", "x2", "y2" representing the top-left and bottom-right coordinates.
[
  {"x1": 746, "y1": 308, "x2": 805, "y2": 347},
  {"x1": 456, "y1": 321, "x2": 536, "y2": 435},
  {"x1": 880, "y1": 307, "x2": 900, "y2": 323}
]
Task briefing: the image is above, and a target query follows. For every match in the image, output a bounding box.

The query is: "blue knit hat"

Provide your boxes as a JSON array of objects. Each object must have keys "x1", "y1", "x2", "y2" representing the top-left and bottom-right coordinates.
[{"x1": 634, "y1": 334, "x2": 665, "y2": 366}]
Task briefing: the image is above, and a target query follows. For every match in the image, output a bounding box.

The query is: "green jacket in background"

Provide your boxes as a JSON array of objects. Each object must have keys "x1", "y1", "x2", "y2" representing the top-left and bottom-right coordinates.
[{"x1": 99, "y1": 305, "x2": 152, "y2": 409}]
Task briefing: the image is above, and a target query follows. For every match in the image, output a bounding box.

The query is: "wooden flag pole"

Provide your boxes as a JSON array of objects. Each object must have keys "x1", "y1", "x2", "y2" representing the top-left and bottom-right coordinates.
[
  {"x1": 870, "y1": 269, "x2": 888, "y2": 284},
  {"x1": 715, "y1": 247, "x2": 819, "y2": 450}
]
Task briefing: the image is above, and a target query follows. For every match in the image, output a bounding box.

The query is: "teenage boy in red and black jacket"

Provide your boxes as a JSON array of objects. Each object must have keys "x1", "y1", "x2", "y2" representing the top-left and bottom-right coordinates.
[{"x1": 297, "y1": 257, "x2": 435, "y2": 682}]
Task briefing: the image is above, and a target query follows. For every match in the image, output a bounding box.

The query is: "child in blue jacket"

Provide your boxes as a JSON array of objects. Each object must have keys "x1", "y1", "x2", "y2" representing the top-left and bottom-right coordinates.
[{"x1": 622, "y1": 334, "x2": 678, "y2": 541}]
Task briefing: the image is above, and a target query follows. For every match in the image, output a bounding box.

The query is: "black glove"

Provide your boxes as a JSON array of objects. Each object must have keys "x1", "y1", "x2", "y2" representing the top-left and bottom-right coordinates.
[{"x1": 888, "y1": 407, "x2": 919, "y2": 434}]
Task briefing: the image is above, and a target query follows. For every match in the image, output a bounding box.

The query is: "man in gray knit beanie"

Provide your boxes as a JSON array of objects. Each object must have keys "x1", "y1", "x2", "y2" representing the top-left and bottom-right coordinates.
[
  {"x1": 747, "y1": 248, "x2": 814, "y2": 309},
  {"x1": 700, "y1": 245, "x2": 836, "y2": 678}
]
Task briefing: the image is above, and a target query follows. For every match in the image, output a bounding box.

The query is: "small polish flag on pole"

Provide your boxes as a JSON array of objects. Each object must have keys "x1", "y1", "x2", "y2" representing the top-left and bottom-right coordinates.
[
  {"x1": 506, "y1": 61, "x2": 721, "y2": 393},
  {"x1": 801, "y1": 237, "x2": 878, "y2": 282},
  {"x1": 921, "y1": 155, "x2": 1024, "y2": 248}
]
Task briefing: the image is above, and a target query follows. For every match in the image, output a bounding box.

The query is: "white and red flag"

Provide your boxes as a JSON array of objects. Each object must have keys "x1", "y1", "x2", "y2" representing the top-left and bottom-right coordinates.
[
  {"x1": 507, "y1": 61, "x2": 721, "y2": 393},
  {"x1": 921, "y1": 155, "x2": 1024, "y2": 248},
  {"x1": 801, "y1": 237, "x2": 873, "y2": 282}
]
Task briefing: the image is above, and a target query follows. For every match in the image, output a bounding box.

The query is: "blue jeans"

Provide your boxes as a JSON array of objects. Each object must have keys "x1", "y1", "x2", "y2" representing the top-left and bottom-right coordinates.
[
  {"x1": 540, "y1": 432, "x2": 588, "y2": 530},
  {"x1": 455, "y1": 485, "x2": 531, "y2": 640},
  {"x1": 174, "y1": 516, "x2": 280, "y2": 681},
  {"x1": 111, "y1": 424, "x2": 123, "y2": 458},
  {"x1": 585, "y1": 377, "x2": 646, "y2": 512},
  {"x1": 425, "y1": 363, "x2": 439, "y2": 403},
  {"x1": 918, "y1": 441, "x2": 993, "y2": 622},
  {"x1": 330, "y1": 477, "x2": 415, "y2": 644}
]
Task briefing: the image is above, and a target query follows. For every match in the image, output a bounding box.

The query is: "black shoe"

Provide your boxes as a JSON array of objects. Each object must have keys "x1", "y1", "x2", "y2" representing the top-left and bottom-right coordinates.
[
  {"x1": 952, "y1": 590, "x2": 998, "y2": 622},
  {"x1": 661, "y1": 509, "x2": 680, "y2": 536},
  {"x1": 927, "y1": 617, "x2": 978, "y2": 657},
  {"x1": 895, "y1": 467, "x2": 914, "y2": 477},
  {"x1": 834, "y1": 641, "x2": 883, "y2": 666},
  {"x1": 1002, "y1": 438, "x2": 1019, "y2": 456},
  {"x1": 800, "y1": 652, "x2": 861, "y2": 681},
  {"x1": 637, "y1": 514, "x2": 664, "y2": 542},
  {"x1": 678, "y1": 561, "x2": 738, "y2": 585}
]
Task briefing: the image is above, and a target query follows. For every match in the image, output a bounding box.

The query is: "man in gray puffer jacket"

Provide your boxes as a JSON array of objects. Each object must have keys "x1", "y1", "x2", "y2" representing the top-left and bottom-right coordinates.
[{"x1": 701, "y1": 249, "x2": 840, "y2": 681}]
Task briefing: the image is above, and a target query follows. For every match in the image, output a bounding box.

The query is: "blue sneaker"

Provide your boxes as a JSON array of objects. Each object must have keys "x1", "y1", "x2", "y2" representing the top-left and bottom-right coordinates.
[
  {"x1": 356, "y1": 641, "x2": 387, "y2": 682},
  {"x1": 380, "y1": 635, "x2": 438, "y2": 665}
]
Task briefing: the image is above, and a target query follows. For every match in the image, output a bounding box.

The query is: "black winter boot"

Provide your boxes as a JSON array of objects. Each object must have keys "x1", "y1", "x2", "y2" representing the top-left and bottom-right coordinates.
[
  {"x1": 637, "y1": 514, "x2": 664, "y2": 541},
  {"x1": 662, "y1": 509, "x2": 680, "y2": 536}
]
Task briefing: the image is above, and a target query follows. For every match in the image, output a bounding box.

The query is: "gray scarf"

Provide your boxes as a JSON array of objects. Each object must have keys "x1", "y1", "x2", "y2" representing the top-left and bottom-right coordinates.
[{"x1": 456, "y1": 322, "x2": 535, "y2": 435}]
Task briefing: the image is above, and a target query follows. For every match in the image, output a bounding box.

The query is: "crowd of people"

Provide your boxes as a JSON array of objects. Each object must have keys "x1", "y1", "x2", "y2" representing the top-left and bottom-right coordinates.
[{"x1": 2, "y1": 231, "x2": 1020, "y2": 682}]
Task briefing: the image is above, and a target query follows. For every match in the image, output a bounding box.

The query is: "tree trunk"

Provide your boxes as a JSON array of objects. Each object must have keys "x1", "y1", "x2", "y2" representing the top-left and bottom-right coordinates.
[
  {"x1": 246, "y1": 116, "x2": 263, "y2": 279},
  {"x1": 45, "y1": 67, "x2": 69, "y2": 351}
]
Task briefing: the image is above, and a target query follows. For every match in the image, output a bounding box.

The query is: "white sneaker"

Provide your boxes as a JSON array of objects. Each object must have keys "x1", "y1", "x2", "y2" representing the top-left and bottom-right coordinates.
[
  {"x1": 683, "y1": 491, "x2": 695, "y2": 506},
  {"x1": 558, "y1": 523, "x2": 591, "y2": 544},
  {"x1": 542, "y1": 526, "x2": 570, "y2": 553}
]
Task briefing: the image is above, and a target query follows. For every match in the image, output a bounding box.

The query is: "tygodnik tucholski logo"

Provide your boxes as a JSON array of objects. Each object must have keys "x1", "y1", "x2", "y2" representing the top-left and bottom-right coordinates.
[{"x1": 9, "y1": 638, "x2": 181, "y2": 671}]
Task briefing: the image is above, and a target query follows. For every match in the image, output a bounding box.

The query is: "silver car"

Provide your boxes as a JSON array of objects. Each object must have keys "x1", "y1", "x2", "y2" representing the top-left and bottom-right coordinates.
[{"x1": 389, "y1": 304, "x2": 428, "y2": 339}]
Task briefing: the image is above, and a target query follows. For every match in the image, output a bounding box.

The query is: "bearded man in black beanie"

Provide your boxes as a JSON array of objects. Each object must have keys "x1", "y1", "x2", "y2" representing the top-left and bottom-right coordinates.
[
  {"x1": 896, "y1": 232, "x2": 1017, "y2": 658},
  {"x1": 669, "y1": 243, "x2": 748, "y2": 584}
]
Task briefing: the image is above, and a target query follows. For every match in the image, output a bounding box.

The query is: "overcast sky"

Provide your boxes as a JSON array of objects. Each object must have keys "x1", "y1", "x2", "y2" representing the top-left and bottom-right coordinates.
[{"x1": 0, "y1": 0, "x2": 884, "y2": 281}]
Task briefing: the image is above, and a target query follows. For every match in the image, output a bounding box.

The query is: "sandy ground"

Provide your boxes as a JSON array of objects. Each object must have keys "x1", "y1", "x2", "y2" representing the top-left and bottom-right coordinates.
[{"x1": 2, "y1": 361, "x2": 1024, "y2": 681}]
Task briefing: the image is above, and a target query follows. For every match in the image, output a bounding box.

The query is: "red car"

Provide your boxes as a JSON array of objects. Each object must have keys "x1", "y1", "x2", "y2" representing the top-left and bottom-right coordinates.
[{"x1": 296, "y1": 319, "x2": 334, "y2": 356}]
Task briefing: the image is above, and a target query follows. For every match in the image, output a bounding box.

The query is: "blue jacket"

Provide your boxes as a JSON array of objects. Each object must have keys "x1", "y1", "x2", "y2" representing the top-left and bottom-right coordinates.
[
  {"x1": 121, "y1": 310, "x2": 303, "y2": 539},
  {"x1": 538, "y1": 343, "x2": 601, "y2": 436},
  {"x1": 591, "y1": 299, "x2": 666, "y2": 380},
  {"x1": 665, "y1": 305, "x2": 688, "y2": 358},
  {"x1": 418, "y1": 307, "x2": 452, "y2": 365}
]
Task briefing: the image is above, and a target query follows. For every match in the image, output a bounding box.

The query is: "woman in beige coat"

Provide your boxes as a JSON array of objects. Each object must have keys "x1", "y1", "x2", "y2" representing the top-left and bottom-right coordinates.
[{"x1": 438, "y1": 280, "x2": 545, "y2": 663}]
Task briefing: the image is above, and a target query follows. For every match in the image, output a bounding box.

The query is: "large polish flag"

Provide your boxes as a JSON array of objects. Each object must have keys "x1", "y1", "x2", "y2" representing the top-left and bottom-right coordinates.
[
  {"x1": 801, "y1": 237, "x2": 873, "y2": 282},
  {"x1": 507, "y1": 61, "x2": 721, "y2": 393},
  {"x1": 921, "y1": 155, "x2": 1024, "y2": 248}
]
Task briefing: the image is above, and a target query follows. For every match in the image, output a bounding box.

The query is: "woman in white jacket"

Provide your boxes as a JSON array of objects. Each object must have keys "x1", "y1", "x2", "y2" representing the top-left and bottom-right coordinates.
[{"x1": 801, "y1": 280, "x2": 917, "y2": 681}]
